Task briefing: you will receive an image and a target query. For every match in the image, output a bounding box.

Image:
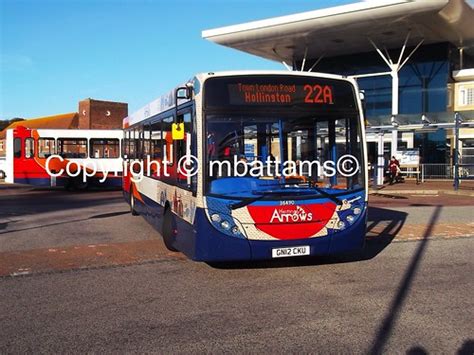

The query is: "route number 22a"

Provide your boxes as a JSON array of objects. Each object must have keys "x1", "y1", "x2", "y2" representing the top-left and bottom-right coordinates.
[{"x1": 303, "y1": 84, "x2": 333, "y2": 104}]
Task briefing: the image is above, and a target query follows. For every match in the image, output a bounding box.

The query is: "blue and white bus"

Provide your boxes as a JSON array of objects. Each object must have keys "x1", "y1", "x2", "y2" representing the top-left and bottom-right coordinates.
[{"x1": 123, "y1": 71, "x2": 368, "y2": 262}]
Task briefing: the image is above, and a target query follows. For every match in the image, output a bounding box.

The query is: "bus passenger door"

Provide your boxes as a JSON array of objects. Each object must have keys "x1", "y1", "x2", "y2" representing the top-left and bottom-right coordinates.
[
  {"x1": 11, "y1": 126, "x2": 34, "y2": 184},
  {"x1": 175, "y1": 109, "x2": 196, "y2": 193}
]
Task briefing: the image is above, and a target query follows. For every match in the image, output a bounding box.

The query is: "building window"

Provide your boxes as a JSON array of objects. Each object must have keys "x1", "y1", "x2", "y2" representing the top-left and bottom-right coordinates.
[
  {"x1": 25, "y1": 138, "x2": 35, "y2": 159},
  {"x1": 38, "y1": 138, "x2": 56, "y2": 158},
  {"x1": 14, "y1": 138, "x2": 21, "y2": 158},
  {"x1": 461, "y1": 139, "x2": 474, "y2": 165},
  {"x1": 468, "y1": 88, "x2": 474, "y2": 106},
  {"x1": 90, "y1": 139, "x2": 120, "y2": 158},
  {"x1": 58, "y1": 138, "x2": 87, "y2": 158},
  {"x1": 460, "y1": 87, "x2": 474, "y2": 107}
]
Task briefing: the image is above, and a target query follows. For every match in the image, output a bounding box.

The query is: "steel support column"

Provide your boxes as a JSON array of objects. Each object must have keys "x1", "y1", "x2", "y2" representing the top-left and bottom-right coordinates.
[
  {"x1": 377, "y1": 132, "x2": 385, "y2": 186},
  {"x1": 454, "y1": 112, "x2": 461, "y2": 191}
]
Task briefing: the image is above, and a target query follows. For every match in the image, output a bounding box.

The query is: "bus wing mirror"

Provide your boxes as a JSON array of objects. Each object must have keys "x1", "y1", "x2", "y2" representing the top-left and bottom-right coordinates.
[
  {"x1": 176, "y1": 87, "x2": 192, "y2": 100},
  {"x1": 176, "y1": 84, "x2": 193, "y2": 102},
  {"x1": 174, "y1": 84, "x2": 193, "y2": 131},
  {"x1": 172, "y1": 123, "x2": 185, "y2": 140}
]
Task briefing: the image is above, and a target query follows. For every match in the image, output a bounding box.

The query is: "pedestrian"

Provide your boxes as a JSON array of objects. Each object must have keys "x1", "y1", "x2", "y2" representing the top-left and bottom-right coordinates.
[{"x1": 389, "y1": 156, "x2": 401, "y2": 184}]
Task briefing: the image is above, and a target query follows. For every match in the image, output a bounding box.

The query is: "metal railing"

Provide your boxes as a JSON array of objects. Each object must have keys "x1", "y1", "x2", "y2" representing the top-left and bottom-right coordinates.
[
  {"x1": 369, "y1": 163, "x2": 474, "y2": 185},
  {"x1": 420, "y1": 164, "x2": 474, "y2": 181},
  {"x1": 421, "y1": 164, "x2": 453, "y2": 181}
]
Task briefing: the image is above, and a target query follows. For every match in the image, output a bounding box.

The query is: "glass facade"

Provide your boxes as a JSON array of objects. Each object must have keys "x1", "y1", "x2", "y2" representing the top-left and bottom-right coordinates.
[
  {"x1": 414, "y1": 129, "x2": 448, "y2": 164},
  {"x1": 313, "y1": 43, "x2": 451, "y2": 118},
  {"x1": 299, "y1": 43, "x2": 474, "y2": 167}
]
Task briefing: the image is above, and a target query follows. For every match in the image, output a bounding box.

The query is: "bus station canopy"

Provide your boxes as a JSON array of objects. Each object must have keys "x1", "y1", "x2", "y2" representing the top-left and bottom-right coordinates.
[{"x1": 202, "y1": 0, "x2": 474, "y2": 64}]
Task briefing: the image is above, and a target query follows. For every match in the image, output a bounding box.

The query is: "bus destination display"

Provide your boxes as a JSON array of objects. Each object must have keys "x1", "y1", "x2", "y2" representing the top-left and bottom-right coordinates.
[
  {"x1": 233, "y1": 83, "x2": 334, "y2": 105},
  {"x1": 205, "y1": 76, "x2": 356, "y2": 110}
]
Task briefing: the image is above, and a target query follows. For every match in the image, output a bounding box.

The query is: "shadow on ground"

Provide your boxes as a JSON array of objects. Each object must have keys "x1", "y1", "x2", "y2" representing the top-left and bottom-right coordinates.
[
  {"x1": 367, "y1": 206, "x2": 442, "y2": 354},
  {"x1": 0, "y1": 185, "x2": 124, "y2": 220},
  {"x1": 211, "y1": 206, "x2": 452, "y2": 354}
]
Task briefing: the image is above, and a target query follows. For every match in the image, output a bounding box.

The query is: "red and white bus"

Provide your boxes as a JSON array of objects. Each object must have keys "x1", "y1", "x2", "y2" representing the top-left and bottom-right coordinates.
[
  {"x1": 124, "y1": 71, "x2": 368, "y2": 262},
  {"x1": 4, "y1": 126, "x2": 123, "y2": 189}
]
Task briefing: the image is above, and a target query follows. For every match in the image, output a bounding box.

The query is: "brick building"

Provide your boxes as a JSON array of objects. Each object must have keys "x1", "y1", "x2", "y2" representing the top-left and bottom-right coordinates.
[{"x1": 78, "y1": 99, "x2": 128, "y2": 130}]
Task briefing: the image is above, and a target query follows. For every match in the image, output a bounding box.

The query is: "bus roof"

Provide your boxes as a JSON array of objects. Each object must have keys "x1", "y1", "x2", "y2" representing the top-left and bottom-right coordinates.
[
  {"x1": 124, "y1": 70, "x2": 355, "y2": 127},
  {"x1": 9, "y1": 126, "x2": 123, "y2": 139}
]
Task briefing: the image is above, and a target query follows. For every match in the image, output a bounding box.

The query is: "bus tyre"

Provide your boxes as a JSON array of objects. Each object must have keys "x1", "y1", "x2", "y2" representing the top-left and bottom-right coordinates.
[
  {"x1": 162, "y1": 209, "x2": 178, "y2": 252},
  {"x1": 64, "y1": 178, "x2": 73, "y2": 191},
  {"x1": 130, "y1": 188, "x2": 139, "y2": 216},
  {"x1": 73, "y1": 177, "x2": 88, "y2": 191}
]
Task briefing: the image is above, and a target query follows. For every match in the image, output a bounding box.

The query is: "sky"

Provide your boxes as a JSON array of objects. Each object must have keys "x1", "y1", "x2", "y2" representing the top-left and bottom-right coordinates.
[{"x1": 1, "y1": 0, "x2": 359, "y2": 120}]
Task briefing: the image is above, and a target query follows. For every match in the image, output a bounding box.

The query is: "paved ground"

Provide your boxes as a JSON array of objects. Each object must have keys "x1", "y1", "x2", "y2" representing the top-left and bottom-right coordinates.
[
  {"x1": 0, "y1": 183, "x2": 473, "y2": 353},
  {"x1": 0, "y1": 235, "x2": 473, "y2": 353},
  {"x1": 1, "y1": 183, "x2": 474, "y2": 276}
]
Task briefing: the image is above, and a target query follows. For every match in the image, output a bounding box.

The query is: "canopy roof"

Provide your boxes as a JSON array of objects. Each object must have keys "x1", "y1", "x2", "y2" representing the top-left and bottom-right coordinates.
[{"x1": 203, "y1": 0, "x2": 474, "y2": 63}]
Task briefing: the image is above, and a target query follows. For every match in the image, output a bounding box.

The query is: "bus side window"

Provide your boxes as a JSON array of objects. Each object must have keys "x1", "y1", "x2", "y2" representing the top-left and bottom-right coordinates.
[
  {"x1": 123, "y1": 133, "x2": 129, "y2": 159},
  {"x1": 25, "y1": 138, "x2": 35, "y2": 159},
  {"x1": 143, "y1": 124, "x2": 151, "y2": 159},
  {"x1": 90, "y1": 139, "x2": 120, "y2": 158},
  {"x1": 135, "y1": 128, "x2": 142, "y2": 160},
  {"x1": 14, "y1": 138, "x2": 21, "y2": 158},
  {"x1": 151, "y1": 121, "x2": 163, "y2": 161},
  {"x1": 129, "y1": 130, "x2": 136, "y2": 159},
  {"x1": 162, "y1": 116, "x2": 174, "y2": 165},
  {"x1": 38, "y1": 138, "x2": 55, "y2": 158},
  {"x1": 58, "y1": 138, "x2": 87, "y2": 158},
  {"x1": 147, "y1": 120, "x2": 163, "y2": 178}
]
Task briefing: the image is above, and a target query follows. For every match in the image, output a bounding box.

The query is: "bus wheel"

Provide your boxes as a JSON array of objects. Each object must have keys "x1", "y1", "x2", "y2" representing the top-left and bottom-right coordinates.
[
  {"x1": 162, "y1": 208, "x2": 178, "y2": 252},
  {"x1": 64, "y1": 178, "x2": 73, "y2": 191},
  {"x1": 130, "y1": 187, "x2": 139, "y2": 216},
  {"x1": 73, "y1": 177, "x2": 88, "y2": 191}
]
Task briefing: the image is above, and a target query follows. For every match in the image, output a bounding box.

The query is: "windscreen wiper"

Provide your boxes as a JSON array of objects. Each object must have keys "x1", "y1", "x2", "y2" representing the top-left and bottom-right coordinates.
[
  {"x1": 262, "y1": 181, "x2": 343, "y2": 206},
  {"x1": 229, "y1": 191, "x2": 281, "y2": 210},
  {"x1": 229, "y1": 184, "x2": 342, "y2": 210},
  {"x1": 308, "y1": 185, "x2": 343, "y2": 205}
]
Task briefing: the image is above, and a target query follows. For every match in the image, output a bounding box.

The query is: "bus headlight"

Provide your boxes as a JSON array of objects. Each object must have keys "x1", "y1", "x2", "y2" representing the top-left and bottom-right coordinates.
[
  {"x1": 207, "y1": 208, "x2": 246, "y2": 238},
  {"x1": 346, "y1": 215, "x2": 355, "y2": 224},
  {"x1": 211, "y1": 213, "x2": 221, "y2": 223},
  {"x1": 353, "y1": 207, "x2": 361, "y2": 215},
  {"x1": 220, "y1": 220, "x2": 231, "y2": 230},
  {"x1": 337, "y1": 221, "x2": 346, "y2": 230}
]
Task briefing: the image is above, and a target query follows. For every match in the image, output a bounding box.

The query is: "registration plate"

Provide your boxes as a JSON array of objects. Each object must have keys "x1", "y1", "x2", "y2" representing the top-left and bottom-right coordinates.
[{"x1": 272, "y1": 246, "x2": 310, "y2": 258}]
